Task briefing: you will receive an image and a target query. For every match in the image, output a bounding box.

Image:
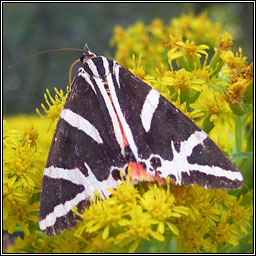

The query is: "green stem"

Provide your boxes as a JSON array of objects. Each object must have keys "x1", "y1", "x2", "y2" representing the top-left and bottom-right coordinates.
[{"x1": 235, "y1": 116, "x2": 242, "y2": 153}]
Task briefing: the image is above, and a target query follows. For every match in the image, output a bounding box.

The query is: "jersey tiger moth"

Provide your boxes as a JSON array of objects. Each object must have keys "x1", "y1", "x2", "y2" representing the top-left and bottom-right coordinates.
[{"x1": 39, "y1": 49, "x2": 244, "y2": 236}]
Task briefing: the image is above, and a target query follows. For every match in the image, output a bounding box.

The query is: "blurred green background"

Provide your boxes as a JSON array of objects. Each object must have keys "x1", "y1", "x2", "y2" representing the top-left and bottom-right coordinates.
[{"x1": 3, "y1": 2, "x2": 253, "y2": 115}]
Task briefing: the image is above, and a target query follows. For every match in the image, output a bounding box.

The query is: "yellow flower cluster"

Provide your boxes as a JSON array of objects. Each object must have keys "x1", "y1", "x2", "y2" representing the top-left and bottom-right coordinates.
[
  {"x1": 36, "y1": 86, "x2": 69, "y2": 123},
  {"x1": 73, "y1": 177, "x2": 189, "y2": 253},
  {"x1": 110, "y1": 12, "x2": 221, "y2": 70},
  {"x1": 3, "y1": 117, "x2": 50, "y2": 236},
  {"x1": 4, "y1": 12, "x2": 253, "y2": 253},
  {"x1": 5, "y1": 172, "x2": 252, "y2": 253}
]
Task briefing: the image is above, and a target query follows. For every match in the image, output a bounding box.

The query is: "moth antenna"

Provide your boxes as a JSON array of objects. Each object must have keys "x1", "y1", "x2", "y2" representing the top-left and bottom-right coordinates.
[
  {"x1": 8, "y1": 48, "x2": 84, "y2": 69},
  {"x1": 84, "y1": 43, "x2": 91, "y2": 52},
  {"x1": 69, "y1": 58, "x2": 81, "y2": 86}
]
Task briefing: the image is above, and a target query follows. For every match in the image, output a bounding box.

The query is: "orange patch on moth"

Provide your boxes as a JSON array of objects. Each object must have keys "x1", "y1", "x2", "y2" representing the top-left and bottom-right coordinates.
[{"x1": 129, "y1": 162, "x2": 166, "y2": 184}]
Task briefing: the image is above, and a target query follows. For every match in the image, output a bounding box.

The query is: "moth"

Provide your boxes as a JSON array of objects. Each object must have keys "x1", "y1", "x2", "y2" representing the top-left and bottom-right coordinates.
[{"x1": 39, "y1": 49, "x2": 243, "y2": 236}]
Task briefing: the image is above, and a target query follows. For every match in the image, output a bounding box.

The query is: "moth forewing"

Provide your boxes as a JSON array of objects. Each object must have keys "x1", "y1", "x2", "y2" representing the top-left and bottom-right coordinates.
[{"x1": 39, "y1": 50, "x2": 243, "y2": 236}]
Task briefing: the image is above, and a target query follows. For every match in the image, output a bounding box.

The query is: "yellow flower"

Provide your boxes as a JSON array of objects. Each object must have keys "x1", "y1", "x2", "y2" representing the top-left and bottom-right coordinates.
[
  {"x1": 4, "y1": 138, "x2": 39, "y2": 190},
  {"x1": 4, "y1": 115, "x2": 53, "y2": 150},
  {"x1": 7, "y1": 234, "x2": 38, "y2": 252},
  {"x1": 163, "y1": 68, "x2": 204, "y2": 94},
  {"x1": 53, "y1": 230, "x2": 86, "y2": 253},
  {"x1": 36, "y1": 87, "x2": 69, "y2": 122},
  {"x1": 211, "y1": 187, "x2": 236, "y2": 205},
  {"x1": 3, "y1": 119, "x2": 46, "y2": 238},
  {"x1": 210, "y1": 212, "x2": 240, "y2": 249},
  {"x1": 24, "y1": 126, "x2": 39, "y2": 146},
  {"x1": 190, "y1": 86, "x2": 230, "y2": 125},
  {"x1": 229, "y1": 61, "x2": 253, "y2": 84},
  {"x1": 109, "y1": 173, "x2": 139, "y2": 207},
  {"x1": 3, "y1": 175, "x2": 28, "y2": 220},
  {"x1": 168, "y1": 39, "x2": 209, "y2": 71},
  {"x1": 115, "y1": 204, "x2": 164, "y2": 253},
  {"x1": 84, "y1": 234, "x2": 116, "y2": 253},
  {"x1": 220, "y1": 48, "x2": 248, "y2": 68},
  {"x1": 224, "y1": 79, "x2": 249, "y2": 105},
  {"x1": 173, "y1": 100, "x2": 204, "y2": 122},
  {"x1": 220, "y1": 48, "x2": 253, "y2": 115},
  {"x1": 218, "y1": 32, "x2": 233, "y2": 50},
  {"x1": 191, "y1": 63, "x2": 216, "y2": 83},
  {"x1": 4, "y1": 121, "x2": 44, "y2": 190},
  {"x1": 167, "y1": 31, "x2": 183, "y2": 50},
  {"x1": 177, "y1": 216, "x2": 212, "y2": 253},
  {"x1": 230, "y1": 194, "x2": 252, "y2": 234},
  {"x1": 169, "y1": 40, "x2": 209, "y2": 60},
  {"x1": 209, "y1": 123, "x2": 235, "y2": 155},
  {"x1": 129, "y1": 54, "x2": 156, "y2": 86},
  {"x1": 170, "y1": 11, "x2": 221, "y2": 46},
  {"x1": 81, "y1": 198, "x2": 125, "y2": 240},
  {"x1": 147, "y1": 18, "x2": 164, "y2": 37},
  {"x1": 170, "y1": 184, "x2": 210, "y2": 220},
  {"x1": 209, "y1": 32, "x2": 233, "y2": 75},
  {"x1": 109, "y1": 25, "x2": 125, "y2": 46},
  {"x1": 3, "y1": 201, "x2": 39, "y2": 236},
  {"x1": 168, "y1": 87, "x2": 204, "y2": 122},
  {"x1": 140, "y1": 183, "x2": 189, "y2": 234}
]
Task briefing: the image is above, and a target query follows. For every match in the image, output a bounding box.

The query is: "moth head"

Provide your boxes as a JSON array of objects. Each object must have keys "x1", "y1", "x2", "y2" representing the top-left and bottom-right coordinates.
[{"x1": 80, "y1": 50, "x2": 98, "y2": 63}]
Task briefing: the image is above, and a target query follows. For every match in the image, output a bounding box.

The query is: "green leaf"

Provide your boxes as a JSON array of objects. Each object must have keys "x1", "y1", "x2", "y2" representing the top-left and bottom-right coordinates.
[
  {"x1": 235, "y1": 116, "x2": 242, "y2": 153},
  {"x1": 230, "y1": 152, "x2": 253, "y2": 161}
]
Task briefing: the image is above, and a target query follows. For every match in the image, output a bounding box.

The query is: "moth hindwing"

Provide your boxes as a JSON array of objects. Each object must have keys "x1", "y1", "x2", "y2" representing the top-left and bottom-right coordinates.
[{"x1": 39, "y1": 49, "x2": 243, "y2": 236}]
